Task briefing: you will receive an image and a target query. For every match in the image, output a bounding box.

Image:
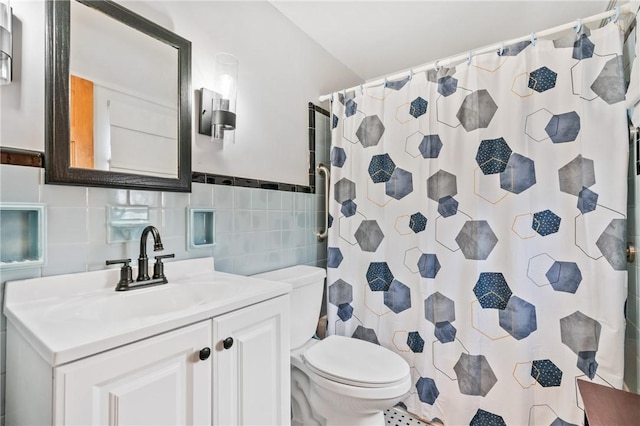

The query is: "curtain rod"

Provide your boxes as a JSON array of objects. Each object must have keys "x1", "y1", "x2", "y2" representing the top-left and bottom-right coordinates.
[{"x1": 318, "y1": 2, "x2": 636, "y2": 102}]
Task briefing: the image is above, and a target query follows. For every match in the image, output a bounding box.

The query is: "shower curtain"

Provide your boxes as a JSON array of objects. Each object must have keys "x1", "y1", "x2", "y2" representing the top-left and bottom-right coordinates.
[{"x1": 327, "y1": 22, "x2": 629, "y2": 425}]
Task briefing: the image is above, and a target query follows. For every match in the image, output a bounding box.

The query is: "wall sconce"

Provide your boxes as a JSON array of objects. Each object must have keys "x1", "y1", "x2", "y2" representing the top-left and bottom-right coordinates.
[
  {"x1": 199, "y1": 53, "x2": 238, "y2": 143},
  {"x1": 0, "y1": 0, "x2": 12, "y2": 84}
]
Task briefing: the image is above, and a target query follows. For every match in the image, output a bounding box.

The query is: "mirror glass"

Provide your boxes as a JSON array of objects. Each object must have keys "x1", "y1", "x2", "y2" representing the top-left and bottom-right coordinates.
[
  {"x1": 46, "y1": 0, "x2": 192, "y2": 192},
  {"x1": 69, "y1": 1, "x2": 178, "y2": 178}
]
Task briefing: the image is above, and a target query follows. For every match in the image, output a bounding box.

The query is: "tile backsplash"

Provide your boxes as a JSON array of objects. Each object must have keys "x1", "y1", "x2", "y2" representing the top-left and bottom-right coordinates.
[{"x1": 0, "y1": 165, "x2": 328, "y2": 279}]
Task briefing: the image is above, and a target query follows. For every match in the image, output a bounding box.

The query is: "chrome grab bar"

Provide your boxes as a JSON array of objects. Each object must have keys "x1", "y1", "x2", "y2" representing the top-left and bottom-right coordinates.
[
  {"x1": 317, "y1": 163, "x2": 330, "y2": 242},
  {"x1": 627, "y1": 243, "x2": 636, "y2": 263}
]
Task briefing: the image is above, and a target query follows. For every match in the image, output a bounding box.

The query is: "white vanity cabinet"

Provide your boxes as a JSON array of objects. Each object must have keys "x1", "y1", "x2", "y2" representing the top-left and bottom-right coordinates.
[
  {"x1": 54, "y1": 320, "x2": 212, "y2": 426},
  {"x1": 4, "y1": 258, "x2": 292, "y2": 426},
  {"x1": 213, "y1": 296, "x2": 290, "y2": 425}
]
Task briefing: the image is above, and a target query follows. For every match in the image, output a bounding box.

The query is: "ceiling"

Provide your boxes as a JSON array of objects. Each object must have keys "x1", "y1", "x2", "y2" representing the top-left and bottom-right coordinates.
[{"x1": 271, "y1": 1, "x2": 621, "y2": 82}]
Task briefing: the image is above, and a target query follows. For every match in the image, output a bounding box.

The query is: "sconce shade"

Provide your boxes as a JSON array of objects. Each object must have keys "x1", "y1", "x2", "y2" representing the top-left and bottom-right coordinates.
[
  {"x1": 0, "y1": 1, "x2": 11, "y2": 85},
  {"x1": 198, "y1": 53, "x2": 238, "y2": 142}
]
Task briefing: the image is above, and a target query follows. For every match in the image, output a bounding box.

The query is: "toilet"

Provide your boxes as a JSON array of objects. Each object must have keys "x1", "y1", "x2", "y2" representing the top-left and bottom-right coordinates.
[{"x1": 253, "y1": 265, "x2": 411, "y2": 426}]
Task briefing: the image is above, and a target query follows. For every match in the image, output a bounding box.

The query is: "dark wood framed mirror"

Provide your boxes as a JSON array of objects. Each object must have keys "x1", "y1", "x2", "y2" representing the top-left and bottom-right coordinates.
[{"x1": 45, "y1": 0, "x2": 192, "y2": 192}]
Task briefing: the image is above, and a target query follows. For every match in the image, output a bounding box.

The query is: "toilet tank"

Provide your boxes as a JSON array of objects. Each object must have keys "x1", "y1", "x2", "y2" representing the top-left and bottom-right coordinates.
[{"x1": 253, "y1": 265, "x2": 326, "y2": 350}]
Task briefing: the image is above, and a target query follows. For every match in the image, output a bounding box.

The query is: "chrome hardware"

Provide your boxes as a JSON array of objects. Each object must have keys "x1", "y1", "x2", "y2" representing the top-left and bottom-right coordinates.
[
  {"x1": 317, "y1": 163, "x2": 330, "y2": 242},
  {"x1": 627, "y1": 243, "x2": 636, "y2": 263}
]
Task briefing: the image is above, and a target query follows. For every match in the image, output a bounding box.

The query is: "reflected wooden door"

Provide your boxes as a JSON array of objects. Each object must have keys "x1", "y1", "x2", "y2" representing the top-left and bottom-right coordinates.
[{"x1": 70, "y1": 74, "x2": 94, "y2": 169}]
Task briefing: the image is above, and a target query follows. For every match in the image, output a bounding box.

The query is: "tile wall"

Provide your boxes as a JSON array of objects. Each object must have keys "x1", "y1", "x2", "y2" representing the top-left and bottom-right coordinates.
[{"x1": 0, "y1": 107, "x2": 332, "y2": 424}]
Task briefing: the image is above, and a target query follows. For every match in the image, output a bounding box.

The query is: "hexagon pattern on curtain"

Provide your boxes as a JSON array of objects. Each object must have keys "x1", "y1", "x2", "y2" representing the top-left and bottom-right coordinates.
[{"x1": 326, "y1": 22, "x2": 627, "y2": 426}]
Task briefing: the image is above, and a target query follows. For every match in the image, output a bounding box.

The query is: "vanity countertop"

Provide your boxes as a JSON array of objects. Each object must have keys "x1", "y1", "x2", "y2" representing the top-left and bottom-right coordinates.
[{"x1": 3, "y1": 258, "x2": 291, "y2": 366}]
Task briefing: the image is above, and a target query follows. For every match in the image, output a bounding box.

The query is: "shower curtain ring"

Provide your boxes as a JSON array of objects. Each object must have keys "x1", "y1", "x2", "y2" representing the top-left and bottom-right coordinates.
[
  {"x1": 408, "y1": 69, "x2": 414, "y2": 80},
  {"x1": 613, "y1": 5, "x2": 621, "y2": 22},
  {"x1": 434, "y1": 60, "x2": 440, "y2": 72},
  {"x1": 498, "y1": 42, "x2": 505, "y2": 56},
  {"x1": 360, "y1": 84, "x2": 364, "y2": 95},
  {"x1": 467, "y1": 51, "x2": 472, "y2": 65},
  {"x1": 530, "y1": 32, "x2": 537, "y2": 46},
  {"x1": 574, "y1": 18, "x2": 582, "y2": 33}
]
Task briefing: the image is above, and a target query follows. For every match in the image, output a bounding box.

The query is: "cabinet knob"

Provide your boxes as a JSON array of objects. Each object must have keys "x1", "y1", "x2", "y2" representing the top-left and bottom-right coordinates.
[
  {"x1": 199, "y1": 347, "x2": 211, "y2": 360},
  {"x1": 223, "y1": 337, "x2": 234, "y2": 349}
]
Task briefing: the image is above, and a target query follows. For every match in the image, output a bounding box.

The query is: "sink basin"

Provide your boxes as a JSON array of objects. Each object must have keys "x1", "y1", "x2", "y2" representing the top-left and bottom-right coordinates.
[
  {"x1": 46, "y1": 281, "x2": 238, "y2": 322},
  {"x1": 4, "y1": 257, "x2": 291, "y2": 365}
]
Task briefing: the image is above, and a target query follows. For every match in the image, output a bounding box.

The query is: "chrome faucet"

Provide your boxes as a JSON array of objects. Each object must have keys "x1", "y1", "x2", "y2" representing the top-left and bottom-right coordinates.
[{"x1": 137, "y1": 225, "x2": 164, "y2": 282}]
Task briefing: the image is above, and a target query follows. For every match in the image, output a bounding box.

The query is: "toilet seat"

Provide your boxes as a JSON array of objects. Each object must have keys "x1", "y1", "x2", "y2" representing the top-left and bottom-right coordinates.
[{"x1": 302, "y1": 335, "x2": 409, "y2": 388}]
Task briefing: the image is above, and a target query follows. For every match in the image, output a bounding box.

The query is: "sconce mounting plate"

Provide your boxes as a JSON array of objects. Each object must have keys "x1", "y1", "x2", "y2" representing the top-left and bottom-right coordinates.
[{"x1": 199, "y1": 88, "x2": 215, "y2": 136}]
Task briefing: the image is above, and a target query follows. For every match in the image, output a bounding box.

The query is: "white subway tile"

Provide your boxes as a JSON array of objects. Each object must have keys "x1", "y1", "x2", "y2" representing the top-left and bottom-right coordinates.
[
  {"x1": 162, "y1": 208, "x2": 186, "y2": 239},
  {"x1": 281, "y1": 248, "x2": 296, "y2": 266},
  {"x1": 282, "y1": 230, "x2": 294, "y2": 249},
  {"x1": 252, "y1": 189, "x2": 267, "y2": 210},
  {"x1": 190, "y1": 183, "x2": 213, "y2": 207},
  {"x1": 213, "y1": 232, "x2": 234, "y2": 258},
  {"x1": 266, "y1": 231, "x2": 282, "y2": 251},
  {"x1": 48, "y1": 207, "x2": 88, "y2": 244},
  {"x1": 292, "y1": 230, "x2": 306, "y2": 248},
  {"x1": 281, "y1": 191, "x2": 294, "y2": 211},
  {"x1": 162, "y1": 191, "x2": 189, "y2": 209},
  {"x1": 234, "y1": 210, "x2": 252, "y2": 233},
  {"x1": 129, "y1": 190, "x2": 161, "y2": 207},
  {"x1": 215, "y1": 210, "x2": 234, "y2": 233},
  {"x1": 266, "y1": 190, "x2": 282, "y2": 210},
  {"x1": 304, "y1": 195, "x2": 314, "y2": 212},
  {"x1": 295, "y1": 193, "x2": 307, "y2": 211},
  {"x1": 88, "y1": 207, "x2": 108, "y2": 244},
  {"x1": 0, "y1": 165, "x2": 40, "y2": 203},
  {"x1": 87, "y1": 187, "x2": 127, "y2": 208},
  {"x1": 214, "y1": 257, "x2": 234, "y2": 274},
  {"x1": 213, "y1": 185, "x2": 233, "y2": 209},
  {"x1": 266, "y1": 251, "x2": 283, "y2": 270},
  {"x1": 251, "y1": 211, "x2": 267, "y2": 232},
  {"x1": 234, "y1": 187, "x2": 252, "y2": 209},
  {"x1": 267, "y1": 211, "x2": 283, "y2": 231},
  {"x1": 40, "y1": 183, "x2": 87, "y2": 207},
  {"x1": 42, "y1": 243, "x2": 89, "y2": 276},
  {"x1": 295, "y1": 246, "x2": 306, "y2": 264}
]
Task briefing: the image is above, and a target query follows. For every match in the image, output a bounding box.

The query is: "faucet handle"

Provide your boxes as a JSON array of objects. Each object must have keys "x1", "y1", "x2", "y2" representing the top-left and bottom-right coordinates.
[
  {"x1": 106, "y1": 258, "x2": 131, "y2": 266},
  {"x1": 106, "y1": 258, "x2": 134, "y2": 291},
  {"x1": 152, "y1": 254, "x2": 175, "y2": 280},
  {"x1": 154, "y1": 254, "x2": 175, "y2": 261}
]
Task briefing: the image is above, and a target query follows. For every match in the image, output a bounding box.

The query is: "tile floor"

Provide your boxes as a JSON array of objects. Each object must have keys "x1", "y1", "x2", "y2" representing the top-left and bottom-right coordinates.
[{"x1": 384, "y1": 408, "x2": 430, "y2": 426}]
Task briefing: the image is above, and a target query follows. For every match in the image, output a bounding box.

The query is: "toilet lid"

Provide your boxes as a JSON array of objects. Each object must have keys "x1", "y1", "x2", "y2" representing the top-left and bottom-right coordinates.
[{"x1": 302, "y1": 335, "x2": 409, "y2": 388}]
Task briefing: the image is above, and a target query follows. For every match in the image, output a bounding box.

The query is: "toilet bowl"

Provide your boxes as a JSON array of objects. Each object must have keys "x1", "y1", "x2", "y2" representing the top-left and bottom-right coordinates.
[{"x1": 253, "y1": 266, "x2": 411, "y2": 426}]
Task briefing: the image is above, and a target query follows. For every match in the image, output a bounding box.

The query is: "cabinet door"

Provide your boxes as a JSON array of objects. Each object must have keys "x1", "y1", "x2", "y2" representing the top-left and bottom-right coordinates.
[
  {"x1": 54, "y1": 321, "x2": 212, "y2": 426},
  {"x1": 213, "y1": 296, "x2": 290, "y2": 426}
]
